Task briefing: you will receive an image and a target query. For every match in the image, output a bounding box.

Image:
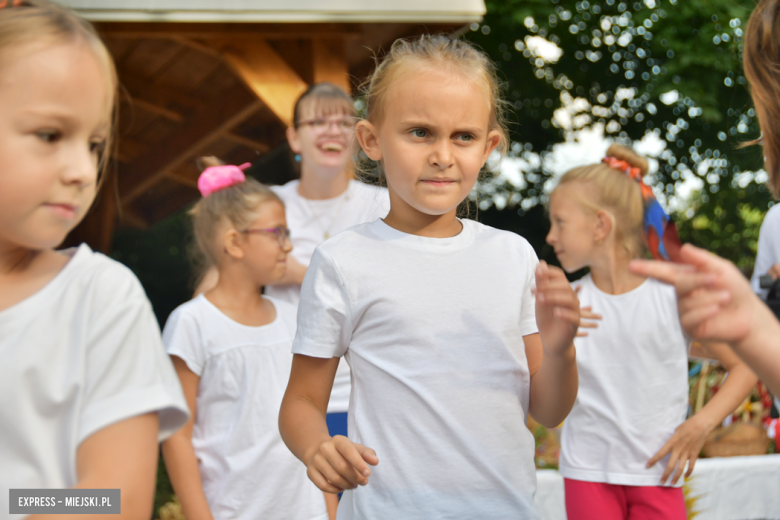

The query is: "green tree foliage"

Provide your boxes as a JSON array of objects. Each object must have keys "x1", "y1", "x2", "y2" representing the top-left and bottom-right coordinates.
[{"x1": 466, "y1": 0, "x2": 774, "y2": 270}]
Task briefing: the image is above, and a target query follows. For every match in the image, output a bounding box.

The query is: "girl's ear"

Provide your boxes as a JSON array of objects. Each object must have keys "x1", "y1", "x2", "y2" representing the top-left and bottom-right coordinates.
[
  {"x1": 356, "y1": 120, "x2": 383, "y2": 161},
  {"x1": 286, "y1": 126, "x2": 302, "y2": 154},
  {"x1": 594, "y1": 209, "x2": 614, "y2": 243},
  {"x1": 482, "y1": 130, "x2": 502, "y2": 164},
  {"x1": 223, "y1": 229, "x2": 245, "y2": 260}
]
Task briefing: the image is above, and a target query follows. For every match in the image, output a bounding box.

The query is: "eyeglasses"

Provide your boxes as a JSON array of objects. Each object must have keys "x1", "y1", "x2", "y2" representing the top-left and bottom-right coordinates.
[
  {"x1": 240, "y1": 226, "x2": 291, "y2": 246},
  {"x1": 296, "y1": 116, "x2": 356, "y2": 133}
]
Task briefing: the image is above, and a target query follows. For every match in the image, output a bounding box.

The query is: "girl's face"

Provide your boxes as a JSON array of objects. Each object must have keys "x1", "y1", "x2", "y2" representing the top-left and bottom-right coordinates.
[
  {"x1": 546, "y1": 184, "x2": 601, "y2": 272},
  {"x1": 0, "y1": 41, "x2": 111, "y2": 252},
  {"x1": 287, "y1": 100, "x2": 355, "y2": 174},
  {"x1": 235, "y1": 200, "x2": 292, "y2": 285},
  {"x1": 357, "y1": 68, "x2": 500, "y2": 223}
]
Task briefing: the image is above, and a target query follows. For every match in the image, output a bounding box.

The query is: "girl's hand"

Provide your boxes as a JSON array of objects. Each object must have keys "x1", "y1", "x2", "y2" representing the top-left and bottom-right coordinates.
[
  {"x1": 306, "y1": 435, "x2": 378, "y2": 494},
  {"x1": 534, "y1": 261, "x2": 580, "y2": 355},
  {"x1": 767, "y1": 263, "x2": 780, "y2": 280},
  {"x1": 629, "y1": 244, "x2": 759, "y2": 345},
  {"x1": 576, "y1": 305, "x2": 602, "y2": 337},
  {"x1": 647, "y1": 414, "x2": 712, "y2": 485}
]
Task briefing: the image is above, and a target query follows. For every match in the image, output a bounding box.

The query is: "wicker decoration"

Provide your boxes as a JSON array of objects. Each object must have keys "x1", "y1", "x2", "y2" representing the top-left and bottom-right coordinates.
[{"x1": 703, "y1": 422, "x2": 771, "y2": 458}]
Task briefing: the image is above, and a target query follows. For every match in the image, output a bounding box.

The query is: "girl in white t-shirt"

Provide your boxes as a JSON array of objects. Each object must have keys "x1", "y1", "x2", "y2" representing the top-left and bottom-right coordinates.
[
  {"x1": 547, "y1": 144, "x2": 757, "y2": 520},
  {"x1": 161, "y1": 163, "x2": 332, "y2": 520},
  {"x1": 0, "y1": 1, "x2": 189, "y2": 517},
  {"x1": 279, "y1": 35, "x2": 582, "y2": 520}
]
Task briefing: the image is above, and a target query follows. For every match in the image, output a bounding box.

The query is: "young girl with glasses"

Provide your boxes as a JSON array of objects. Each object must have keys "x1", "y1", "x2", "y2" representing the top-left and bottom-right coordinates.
[
  {"x1": 279, "y1": 35, "x2": 581, "y2": 520},
  {"x1": 547, "y1": 145, "x2": 757, "y2": 520},
  {"x1": 161, "y1": 161, "x2": 332, "y2": 520}
]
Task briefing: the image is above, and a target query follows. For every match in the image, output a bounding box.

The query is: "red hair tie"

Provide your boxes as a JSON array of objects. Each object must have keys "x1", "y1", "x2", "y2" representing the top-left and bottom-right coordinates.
[
  {"x1": 601, "y1": 155, "x2": 682, "y2": 262},
  {"x1": 0, "y1": 0, "x2": 26, "y2": 8}
]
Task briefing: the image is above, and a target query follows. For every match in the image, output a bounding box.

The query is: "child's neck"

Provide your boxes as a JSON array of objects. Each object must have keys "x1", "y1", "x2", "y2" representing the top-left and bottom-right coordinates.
[
  {"x1": 0, "y1": 245, "x2": 71, "y2": 312},
  {"x1": 383, "y1": 201, "x2": 463, "y2": 238},
  {"x1": 204, "y1": 267, "x2": 275, "y2": 327},
  {"x1": 588, "y1": 247, "x2": 647, "y2": 295},
  {"x1": 297, "y1": 163, "x2": 350, "y2": 200}
]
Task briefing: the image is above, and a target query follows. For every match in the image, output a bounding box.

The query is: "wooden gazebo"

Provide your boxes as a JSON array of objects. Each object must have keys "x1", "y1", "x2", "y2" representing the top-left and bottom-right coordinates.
[{"x1": 61, "y1": 0, "x2": 485, "y2": 252}]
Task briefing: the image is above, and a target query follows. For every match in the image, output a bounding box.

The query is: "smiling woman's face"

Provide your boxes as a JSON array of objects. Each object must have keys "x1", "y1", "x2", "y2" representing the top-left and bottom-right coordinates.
[
  {"x1": 0, "y1": 41, "x2": 111, "y2": 252},
  {"x1": 287, "y1": 99, "x2": 355, "y2": 173}
]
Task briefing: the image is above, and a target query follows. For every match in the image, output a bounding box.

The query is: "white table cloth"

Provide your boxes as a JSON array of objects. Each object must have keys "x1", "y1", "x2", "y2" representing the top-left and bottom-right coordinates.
[{"x1": 535, "y1": 455, "x2": 780, "y2": 520}]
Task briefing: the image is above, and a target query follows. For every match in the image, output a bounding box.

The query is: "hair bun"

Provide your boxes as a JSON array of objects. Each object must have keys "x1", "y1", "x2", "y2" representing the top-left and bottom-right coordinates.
[{"x1": 606, "y1": 144, "x2": 649, "y2": 176}]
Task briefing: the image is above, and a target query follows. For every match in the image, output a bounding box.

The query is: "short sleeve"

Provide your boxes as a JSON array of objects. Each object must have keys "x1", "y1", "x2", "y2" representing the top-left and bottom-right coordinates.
[
  {"x1": 751, "y1": 205, "x2": 780, "y2": 298},
  {"x1": 519, "y1": 240, "x2": 540, "y2": 337},
  {"x1": 162, "y1": 305, "x2": 208, "y2": 376},
  {"x1": 79, "y1": 264, "x2": 189, "y2": 444},
  {"x1": 292, "y1": 246, "x2": 352, "y2": 358}
]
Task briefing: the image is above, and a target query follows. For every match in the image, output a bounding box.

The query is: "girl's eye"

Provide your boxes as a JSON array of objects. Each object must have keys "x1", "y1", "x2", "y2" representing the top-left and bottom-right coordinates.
[
  {"x1": 36, "y1": 130, "x2": 61, "y2": 143},
  {"x1": 457, "y1": 134, "x2": 474, "y2": 142},
  {"x1": 411, "y1": 129, "x2": 428, "y2": 138},
  {"x1": 90, "y1": 140, "x2": 107, "y2": 155}
]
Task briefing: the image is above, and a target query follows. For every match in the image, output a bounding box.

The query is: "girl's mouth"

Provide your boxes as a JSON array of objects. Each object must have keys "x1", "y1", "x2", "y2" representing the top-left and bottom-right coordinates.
[
  {"x1": 45, "y1": 203, "x2": 78, "y2": 220},
  {"x1": 422, "y1": 179, "x2": 456, "y2": 188}
]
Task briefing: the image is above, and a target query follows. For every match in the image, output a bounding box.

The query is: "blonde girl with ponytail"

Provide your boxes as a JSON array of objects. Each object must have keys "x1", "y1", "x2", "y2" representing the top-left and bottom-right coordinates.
[
  {"x1": 161, "y1": 162, "x2": 333, "y2": 520},
  {"x1": 548, "y1": 144, "x2": 757, "y2": 520}
]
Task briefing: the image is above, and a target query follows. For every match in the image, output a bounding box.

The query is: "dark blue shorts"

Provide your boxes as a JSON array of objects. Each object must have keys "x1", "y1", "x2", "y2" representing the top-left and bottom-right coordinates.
[{"x1": 326, "y1": 412, "x2": 348, "y2": 438}]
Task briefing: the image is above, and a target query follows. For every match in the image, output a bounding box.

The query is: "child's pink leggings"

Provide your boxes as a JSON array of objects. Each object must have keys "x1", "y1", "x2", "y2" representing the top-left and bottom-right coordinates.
[{"x1": 564, "y1": 478, "x2": 687, "y2": 520}]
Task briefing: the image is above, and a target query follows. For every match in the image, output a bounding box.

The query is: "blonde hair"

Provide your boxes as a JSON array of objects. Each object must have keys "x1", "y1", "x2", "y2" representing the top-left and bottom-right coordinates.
[
  {"x1": 744, "y1": 0, "x2": 780, "y2": 198},
  {"x1": 0, "y1": 0, "x2": 118, "y2": 181},
  {"x1": 553, "y1": 144, "x2": 648, "y2": 259},
  {"x1": 188, "y1": 157, "x2": 283, "y2": 278},
  {"x1": 358, "y1": 34, "x2": 509, "y2": 178}
]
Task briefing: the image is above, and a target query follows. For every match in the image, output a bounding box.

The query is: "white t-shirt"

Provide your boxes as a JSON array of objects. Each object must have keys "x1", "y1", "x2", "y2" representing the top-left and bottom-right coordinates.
[
  {"x1": 559, "y1": 274, "x2": 690, "y2": 487},
  {"x1": 163, "y1": 295, "x2": 327, "y2": 520},
  {"x1": 269, "y1": 179, "x2": 390, "y2": 414},
  {"x1": 293, "y1": 219, "x2": 541, "y2": 520},
  {"x1": 751, "y1": 204, "x2": 780, "y2": 300},
  {"x1": 0, "y1": 245, "x2": 189, "y2": 520}
]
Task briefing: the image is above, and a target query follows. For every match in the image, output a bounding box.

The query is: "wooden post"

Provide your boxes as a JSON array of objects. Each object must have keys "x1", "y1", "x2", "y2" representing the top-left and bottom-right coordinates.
[
  {"x1": 217, "y1": 39, "x2": 309, "y2": 128},
  {"x1": 312, "y1": 38, "x2": 350, "y2": 93}
]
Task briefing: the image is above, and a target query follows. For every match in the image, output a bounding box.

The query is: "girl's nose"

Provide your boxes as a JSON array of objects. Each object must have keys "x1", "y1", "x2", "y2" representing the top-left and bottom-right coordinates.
[
  {"x1": 430, "y1": 141, "x2": 454, "y2": 170},
  {"x1": 62, "y1": 142, "x2": 99, "y2": 189}
]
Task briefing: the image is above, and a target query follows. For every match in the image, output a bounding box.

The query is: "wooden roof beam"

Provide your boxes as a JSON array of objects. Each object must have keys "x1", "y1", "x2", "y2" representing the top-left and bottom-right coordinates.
[
  {"x1": 118, "y1": 83, "x2": 262, "y2": 205},
  {"x1": 312, "y1": 38, "x2": 350, "y2": 93},
  {"x1": 222, "y1": 132, "x2": 272, "y2": 153},
  {"x1": 216, "y1": 38, "x2": 308, "y2": 127},
  {"x1": 122, "y1": 96, "x2": 184, "y2": 122}
]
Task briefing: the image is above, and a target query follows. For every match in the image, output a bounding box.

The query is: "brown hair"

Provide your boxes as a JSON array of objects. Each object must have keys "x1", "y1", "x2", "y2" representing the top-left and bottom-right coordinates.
[
  {"x1": 0, "y1": 0, "x2": 118, "y2": 181},
  {"x1": 553, "y1": 144, "x2": 648, "y2": 259},
  {"x1": 293, "y1": 82, "x2": 355, "y2": 128},
  {"x1": 744, "y1": 0, "x2": 780, "y2": 198},
  {"x1": 358, "y1": 34, "x2": 509, "y2": 179},
  {"x1": 188, "y1": 157, "x2": 283, "y2": 278}
]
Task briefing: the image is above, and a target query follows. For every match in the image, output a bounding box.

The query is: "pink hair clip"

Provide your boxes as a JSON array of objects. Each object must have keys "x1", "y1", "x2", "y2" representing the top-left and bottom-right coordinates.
[{"x1": 198, "y1": 162, "x2": 252, "y2": 197}]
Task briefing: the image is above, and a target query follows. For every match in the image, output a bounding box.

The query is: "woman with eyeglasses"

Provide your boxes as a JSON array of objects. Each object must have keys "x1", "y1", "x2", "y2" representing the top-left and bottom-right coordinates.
[
  {"x1": 631, "y1": 0, "x2": 780, "y2": 397},
  {"x1": 267, "y1": 83, "x2": 390, "y2": 448}
]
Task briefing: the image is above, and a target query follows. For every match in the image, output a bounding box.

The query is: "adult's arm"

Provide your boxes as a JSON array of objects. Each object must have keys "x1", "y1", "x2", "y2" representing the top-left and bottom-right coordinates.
[{"x1": 630, "y1": 244, "x2": 780, "y2": 396}]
